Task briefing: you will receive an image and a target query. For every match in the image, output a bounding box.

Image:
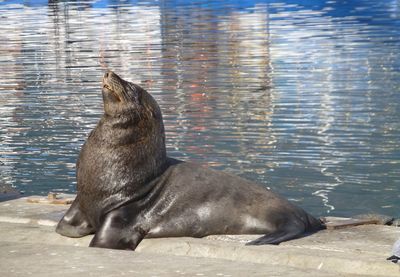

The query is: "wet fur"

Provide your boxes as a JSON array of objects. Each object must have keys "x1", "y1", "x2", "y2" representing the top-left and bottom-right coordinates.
[{"x1": 56, "y1": 71, "x2": 325, "y2": 250}]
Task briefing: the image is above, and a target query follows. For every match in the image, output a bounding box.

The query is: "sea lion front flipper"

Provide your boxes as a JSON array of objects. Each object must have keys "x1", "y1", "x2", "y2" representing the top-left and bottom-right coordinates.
[
  {"x1": 89, "y1": 209, "x2": 147, "y2": 250},
  {"x1": 56, "y1": 198, "x2": 94, "y2": 238}
]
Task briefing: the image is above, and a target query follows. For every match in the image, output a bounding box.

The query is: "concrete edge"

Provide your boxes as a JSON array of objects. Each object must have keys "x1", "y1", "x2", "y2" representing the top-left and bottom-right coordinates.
[{"x1": 136, "y1": 237, "x2": 400, "y2": 277}]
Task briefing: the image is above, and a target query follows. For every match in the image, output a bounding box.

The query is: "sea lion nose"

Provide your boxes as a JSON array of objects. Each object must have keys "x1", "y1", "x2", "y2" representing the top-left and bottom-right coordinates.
[{"x1": 103, "y1": 71, "x2": 113, "y2": 84}]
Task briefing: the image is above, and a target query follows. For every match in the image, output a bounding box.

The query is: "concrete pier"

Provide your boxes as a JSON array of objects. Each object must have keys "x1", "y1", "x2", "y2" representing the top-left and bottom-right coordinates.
[{"x1": 0, "y1": 195, "x2": 399, "y2": 276}]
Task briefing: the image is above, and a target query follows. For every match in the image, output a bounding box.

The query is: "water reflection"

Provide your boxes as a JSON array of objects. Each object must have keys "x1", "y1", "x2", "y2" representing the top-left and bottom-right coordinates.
[{"x1": 0, "y1": 0, "x2": 399, "y2": 217}]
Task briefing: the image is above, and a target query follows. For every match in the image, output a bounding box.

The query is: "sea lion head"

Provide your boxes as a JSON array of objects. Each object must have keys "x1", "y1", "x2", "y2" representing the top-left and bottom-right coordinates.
[
  {"x1": 100, "y1": 71, "x2": 166, "y2": 154},
  {"x1": 102, "y1": 71, "x2": 162, "y2": 122}
]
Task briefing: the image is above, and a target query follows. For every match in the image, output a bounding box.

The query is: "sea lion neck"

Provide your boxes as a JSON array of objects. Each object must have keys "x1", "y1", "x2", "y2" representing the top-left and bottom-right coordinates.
[
  {"x1": 94, "y1": 114, "x2": 167, "y2": 158},
  {"x1": 84, "y1": 112, "x2": 168, "y2": 211}
]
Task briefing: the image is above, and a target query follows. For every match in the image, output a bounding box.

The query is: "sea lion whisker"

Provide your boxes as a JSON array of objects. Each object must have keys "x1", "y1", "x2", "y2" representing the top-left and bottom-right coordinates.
[
  {"x1": 120, "y1": 88, "x2": 130, "y2": 103},
  {"x1": 134, "y1": 105, "x2": 142, "y2": 121}
]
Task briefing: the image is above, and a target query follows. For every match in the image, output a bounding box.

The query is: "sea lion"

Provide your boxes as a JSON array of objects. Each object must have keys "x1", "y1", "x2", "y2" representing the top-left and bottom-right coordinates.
[{"x1": 56, "y1": 71, "x2": 325, "y2": 250}]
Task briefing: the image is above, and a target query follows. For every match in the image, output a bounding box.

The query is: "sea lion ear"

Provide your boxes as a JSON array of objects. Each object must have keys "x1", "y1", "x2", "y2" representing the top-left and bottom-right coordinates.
[{"x1": 145, "y1": 107, "x2": 159, "y2": 119}]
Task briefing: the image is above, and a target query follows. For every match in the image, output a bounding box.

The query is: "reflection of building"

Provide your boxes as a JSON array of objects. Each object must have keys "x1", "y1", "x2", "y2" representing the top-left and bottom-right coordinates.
[
  {"x1": 215, "y1": 5, "x2": 275, "y2": 174},
  {"x1": 160, "y1": 4, "x2": 275, "y2": 172}
]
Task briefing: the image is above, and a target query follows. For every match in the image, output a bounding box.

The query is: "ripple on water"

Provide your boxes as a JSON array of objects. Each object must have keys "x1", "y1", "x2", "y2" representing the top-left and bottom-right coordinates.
[{"x1": 0, "y1": 0, "x2": 399, "y2": 217}]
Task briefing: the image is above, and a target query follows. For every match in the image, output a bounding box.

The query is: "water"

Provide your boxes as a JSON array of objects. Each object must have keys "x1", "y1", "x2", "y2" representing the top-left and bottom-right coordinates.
[{"x1": 1, "y1": 0, "x2": 399, "y2": 217}]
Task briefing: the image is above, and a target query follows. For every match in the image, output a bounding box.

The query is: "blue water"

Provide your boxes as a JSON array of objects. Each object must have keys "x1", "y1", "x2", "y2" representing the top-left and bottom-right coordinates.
[{"x1": 0, "y1": 0, "x2": 399, "y2": 217}]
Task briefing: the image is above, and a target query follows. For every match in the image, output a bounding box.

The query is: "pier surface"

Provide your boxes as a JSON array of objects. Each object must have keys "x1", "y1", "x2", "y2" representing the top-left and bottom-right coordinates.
[{"x1": 0, "y1": 195, "x2": 399, "y2": 276}]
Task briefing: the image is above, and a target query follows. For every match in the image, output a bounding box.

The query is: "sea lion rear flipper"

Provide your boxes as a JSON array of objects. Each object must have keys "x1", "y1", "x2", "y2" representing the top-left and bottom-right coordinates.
[
  {"x1": 246, "y1": 229, "x2": 302, "y2": 245},
  {"x1": 56, "y1": 198, "x2": 94, "y2": 238},
  {"x1": 89, "y1": 209, "x2": 147, "y2": 250},
  {"x1": 387, "y1": 255, "x2": 400, "y2": 263}
]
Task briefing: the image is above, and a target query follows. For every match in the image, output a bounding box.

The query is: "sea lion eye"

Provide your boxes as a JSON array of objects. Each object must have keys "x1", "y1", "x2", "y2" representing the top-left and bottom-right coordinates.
[{"x1": 127, "y1": 83, "x2": 142, "y2": 104}]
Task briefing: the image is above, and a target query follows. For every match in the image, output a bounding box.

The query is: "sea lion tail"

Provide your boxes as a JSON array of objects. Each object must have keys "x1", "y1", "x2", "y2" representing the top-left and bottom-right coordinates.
[{"x1": 306, "y1": 214, "x2": 327, "y2": 232}]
